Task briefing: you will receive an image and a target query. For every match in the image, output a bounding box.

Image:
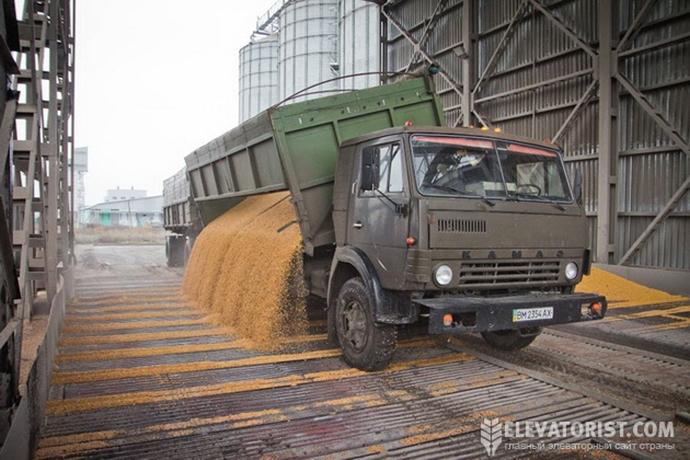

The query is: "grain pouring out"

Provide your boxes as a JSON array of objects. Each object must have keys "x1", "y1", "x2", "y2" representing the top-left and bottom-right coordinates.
[{"x1": 182, "y1": 192, "x2": 308, "y2": 350}]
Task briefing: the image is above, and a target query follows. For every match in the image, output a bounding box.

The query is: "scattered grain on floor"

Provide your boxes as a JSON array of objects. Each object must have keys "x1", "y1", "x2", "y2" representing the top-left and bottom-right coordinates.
[{"x1": 577, "y1": 267, "x2": 687, "y2": 307}]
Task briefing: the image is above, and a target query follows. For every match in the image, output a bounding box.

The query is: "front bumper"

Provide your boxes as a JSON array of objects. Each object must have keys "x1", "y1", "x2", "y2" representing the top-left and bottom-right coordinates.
[{"x1": 413, "y1": 292, "x2": 607, "y2": 335}]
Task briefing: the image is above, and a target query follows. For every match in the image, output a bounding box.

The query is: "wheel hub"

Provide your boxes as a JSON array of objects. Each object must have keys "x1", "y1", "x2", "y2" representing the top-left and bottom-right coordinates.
[{"x1": 342, "y1": 300, "x2": 368, "y2": 352}]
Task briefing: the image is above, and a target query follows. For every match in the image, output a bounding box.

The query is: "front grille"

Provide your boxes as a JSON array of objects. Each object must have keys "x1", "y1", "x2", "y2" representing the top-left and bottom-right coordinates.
[
  {"x1": 437, "y1": 218, "x2": 486, "y2": 233},
  {"x1": 458, "y1": 260, "x2": 560, "y2": 286}
]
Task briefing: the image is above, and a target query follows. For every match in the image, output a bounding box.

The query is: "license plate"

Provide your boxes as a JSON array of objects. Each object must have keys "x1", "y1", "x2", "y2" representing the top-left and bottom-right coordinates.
[{"x1": 512, "y1": 307, "x2": 554, "y2": 322}]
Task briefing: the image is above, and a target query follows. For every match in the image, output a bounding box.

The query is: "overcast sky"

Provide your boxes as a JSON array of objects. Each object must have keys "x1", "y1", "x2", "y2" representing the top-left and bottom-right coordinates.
[{"x1": 75, "y1": 0, "x2": 276, "y2": 205}]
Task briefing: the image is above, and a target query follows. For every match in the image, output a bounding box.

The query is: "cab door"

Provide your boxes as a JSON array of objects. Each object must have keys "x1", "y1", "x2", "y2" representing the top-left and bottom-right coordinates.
[{"x1": 348, "y1": 138, "x2": 409, "y2": 288}]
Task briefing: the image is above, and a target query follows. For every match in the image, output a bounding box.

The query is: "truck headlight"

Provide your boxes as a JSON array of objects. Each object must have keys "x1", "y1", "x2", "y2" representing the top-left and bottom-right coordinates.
[
  {"x1": 434, "y1": 265, "x2": 453, "y2": 286},
  {"x1": 565, "y1": 262, "x2": 578, "y2": 281}
]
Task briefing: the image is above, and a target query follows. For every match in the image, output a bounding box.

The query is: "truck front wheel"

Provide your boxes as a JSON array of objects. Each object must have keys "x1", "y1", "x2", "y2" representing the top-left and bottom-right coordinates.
[
  {"x1": 481, "y1": 328, "x2": 541, "y2": 351},
  {"x1": 335, "y1": 278, "x2": 397, "y2": 371}
]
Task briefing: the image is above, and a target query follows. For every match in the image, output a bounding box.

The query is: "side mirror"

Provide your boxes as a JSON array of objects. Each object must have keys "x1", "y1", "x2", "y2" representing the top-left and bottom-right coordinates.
[
  {"x1": 573, "y1": 169, "x2": 583, "y2": 206},
  {"x1": 360, "y1": 149, "x2": 380, "y2": 191}
]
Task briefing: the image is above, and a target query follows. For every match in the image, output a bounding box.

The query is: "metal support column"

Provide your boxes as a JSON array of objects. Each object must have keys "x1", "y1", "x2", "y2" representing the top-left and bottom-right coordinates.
[
  {"x1": 45, "y1": 0, "x2": 60, "y2": 302},
  {"x1": 596, "y1": 0, "x2": 618, "y2": 264},
  {"x1": 379, "y1": 3, "x2": 387, "y2": 85},
  {"x1": 69, "y1": 1, "x2": 77, "y2": 262},
  {"x1": 460, "y1": 0, "x2": 473, "y2": 126}
]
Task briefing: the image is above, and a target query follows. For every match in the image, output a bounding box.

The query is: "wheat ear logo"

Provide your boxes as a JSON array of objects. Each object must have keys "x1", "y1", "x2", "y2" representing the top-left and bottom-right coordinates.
[{"x1": 480, "y1": 417, "x2": 503, "y2": 457}]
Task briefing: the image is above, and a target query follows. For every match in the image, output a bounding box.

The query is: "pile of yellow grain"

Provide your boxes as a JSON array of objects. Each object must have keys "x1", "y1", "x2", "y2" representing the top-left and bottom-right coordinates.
[
  {"x1": 182, "y1": 191, "x2": 307, "y2": 350},
  {"x1": 577, "y1": 267, "x2": 687, "y2": 308}
]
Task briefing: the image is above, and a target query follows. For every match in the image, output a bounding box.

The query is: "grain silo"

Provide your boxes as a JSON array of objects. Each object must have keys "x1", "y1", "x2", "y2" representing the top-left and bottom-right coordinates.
[
  {"x1": 279, "y1": 0, "x2": 339, "y2": 102},
  {"x1": 238, "y1": 34, "x2": 280, "y2": 122},
  {"x1": 339, "y1": 0, "x2": 379, "y2": 90}
]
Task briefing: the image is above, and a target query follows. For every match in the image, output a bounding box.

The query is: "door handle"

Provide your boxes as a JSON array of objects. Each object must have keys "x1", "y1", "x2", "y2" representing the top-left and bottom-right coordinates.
[{"x1": 353, "y1": 221, "x2": 363, "y2": 229}]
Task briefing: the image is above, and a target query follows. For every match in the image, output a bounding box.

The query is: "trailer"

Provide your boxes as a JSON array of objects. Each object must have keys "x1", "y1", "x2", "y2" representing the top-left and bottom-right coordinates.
[
  {"x1": 162, "y1": 168, "x2": 199, "y2": 267},
  {"x1": 185, "y1": 76, "x2": 607, "y2": 370}
]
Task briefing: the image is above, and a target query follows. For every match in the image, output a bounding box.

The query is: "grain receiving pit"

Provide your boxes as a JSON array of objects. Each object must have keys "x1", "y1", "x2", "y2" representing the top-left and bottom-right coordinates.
[{"x1": 182, "y1": 191, "x2": 308, "y2": 350}]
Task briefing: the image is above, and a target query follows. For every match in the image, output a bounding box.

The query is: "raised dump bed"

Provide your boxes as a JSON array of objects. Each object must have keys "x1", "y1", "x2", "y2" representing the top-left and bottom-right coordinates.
[
  {"x1": 185, "y1": 77, "x2": 443, "y2": 254},
  {"x1": 162, "y1": 168, "x2": 192, "y2": 232}
]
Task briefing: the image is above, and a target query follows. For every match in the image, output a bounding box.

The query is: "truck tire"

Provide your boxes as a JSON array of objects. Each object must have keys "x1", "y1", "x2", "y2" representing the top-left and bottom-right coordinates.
[
  {"x1": 335, "y1": 277, "x2": 397, "y2": 371},
  {"x1": 183, "y1": 238, "x2": 193, "y2": 266},
  {"x1": 165, "y1": 237, "x2": 174, "y2": 267},
  {"x1": 166, "y1": 236, "x2": 184, "y2": 267},
  {"x1": 481, "y1": 328, "x2": 541, "y2": 351}
]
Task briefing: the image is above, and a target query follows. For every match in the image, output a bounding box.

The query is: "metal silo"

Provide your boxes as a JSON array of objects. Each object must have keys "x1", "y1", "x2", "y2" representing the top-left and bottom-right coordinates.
[
  {"x1": 279, "y1": 0, "x2": 339, "y2": 102},
  {"x1": 238, "y1": 34, "x2": 280, "y2": 122},
  {"x1": 339, "y1": 0, "x2": 379, "y2": 91}
]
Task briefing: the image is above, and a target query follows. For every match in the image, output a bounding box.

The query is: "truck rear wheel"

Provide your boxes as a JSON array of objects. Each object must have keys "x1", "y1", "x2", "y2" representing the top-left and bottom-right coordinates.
[
  {"x1": 481, "y1": 328, "x2": 541, "y2": 351},
  {"x1": 335, "y1": 278, "x2": 397, "y2": 371},
  {"x1": 183, "y1": 238, "x2": 194, "y2": 265},
  {"x1": 166, "y1": 235, "x2": 185, "y2": 267}
]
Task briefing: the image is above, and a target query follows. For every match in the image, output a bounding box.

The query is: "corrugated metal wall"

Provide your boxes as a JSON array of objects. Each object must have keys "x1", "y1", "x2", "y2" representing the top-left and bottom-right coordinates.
[{"x1": 384, "y1": 0, "x2": 690, "y2": 270}]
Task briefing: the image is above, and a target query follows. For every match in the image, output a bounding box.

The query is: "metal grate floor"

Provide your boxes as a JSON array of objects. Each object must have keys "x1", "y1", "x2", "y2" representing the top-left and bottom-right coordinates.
[{"x1": 36, "y1": 270, "x2": 658, "y2": 459}]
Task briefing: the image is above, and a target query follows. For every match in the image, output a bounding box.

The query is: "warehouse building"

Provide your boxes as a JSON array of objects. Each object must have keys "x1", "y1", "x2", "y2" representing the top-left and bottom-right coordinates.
[{"x1": 80, "y1": 195, "x2": 164, "y2": 227}]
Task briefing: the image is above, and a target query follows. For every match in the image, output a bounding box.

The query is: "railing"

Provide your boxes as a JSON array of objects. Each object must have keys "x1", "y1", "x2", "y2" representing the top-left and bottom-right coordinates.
[
  {"x1": 0, "y1": 269, "x2": 73, "y2": 459},
  {"x1": 254, "y1": 0, "x2": 291, "y2": 36}
]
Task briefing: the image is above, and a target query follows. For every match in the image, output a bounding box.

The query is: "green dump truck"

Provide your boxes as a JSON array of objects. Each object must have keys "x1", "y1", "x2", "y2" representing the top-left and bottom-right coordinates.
[{"x1": 183, "y1": 77, "x2": 607, "y2": 371}]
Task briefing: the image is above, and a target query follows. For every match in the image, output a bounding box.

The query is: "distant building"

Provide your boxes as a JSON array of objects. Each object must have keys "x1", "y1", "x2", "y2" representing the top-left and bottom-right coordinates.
[
  {"x1": 105, "y1": 186, "x2": 147, "y2": 202},
  {"x1": 73, "y1": 147, "x2": 88, "y2": 227},
  {"x1": 79, "y1": 195, "x2": 164, "y2": 228}
]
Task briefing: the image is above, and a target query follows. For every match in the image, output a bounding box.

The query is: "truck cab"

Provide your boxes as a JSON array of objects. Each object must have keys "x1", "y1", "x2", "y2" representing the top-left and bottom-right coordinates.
[{"x1": 328, "y1": 126, "x2": 606, "y2": 370}]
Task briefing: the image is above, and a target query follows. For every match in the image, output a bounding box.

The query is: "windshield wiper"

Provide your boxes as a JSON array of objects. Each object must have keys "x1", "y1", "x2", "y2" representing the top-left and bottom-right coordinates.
[
  {"x1": 422, "y1": 182, "x2": 496, "y2": 207},
  {"x1": 512, "y1": 192, "x2": 566, "y2": 211},
  {"x1": 480, "y1": 194, "x2": 496, "y2": 207},
  {"x1": 422, "y1": 182, "x2": 463, "y2": 194}
]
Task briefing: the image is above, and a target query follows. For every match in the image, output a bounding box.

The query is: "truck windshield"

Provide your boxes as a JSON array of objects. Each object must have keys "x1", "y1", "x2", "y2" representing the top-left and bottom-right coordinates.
[
  {"x1": 412, "y1": 136, "x2": 505, "y2": 198},
  {"x1": 411, "y1": 135, "x2": 572, "y2": 202}
]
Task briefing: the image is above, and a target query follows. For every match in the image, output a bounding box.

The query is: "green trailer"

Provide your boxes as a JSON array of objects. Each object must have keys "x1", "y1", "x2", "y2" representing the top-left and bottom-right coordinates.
[
  {"x1": 185, "y1": 77, "x2": 443, "y2": 254},
  {"x1": 184, "y1": 76, "x2": 607, "y2": 371}
]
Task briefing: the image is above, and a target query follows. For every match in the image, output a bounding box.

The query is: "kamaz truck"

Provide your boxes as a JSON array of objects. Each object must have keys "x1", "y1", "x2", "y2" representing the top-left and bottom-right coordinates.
[{"x1": 182, "y1": 77, "x2": 607, "y2": 370}]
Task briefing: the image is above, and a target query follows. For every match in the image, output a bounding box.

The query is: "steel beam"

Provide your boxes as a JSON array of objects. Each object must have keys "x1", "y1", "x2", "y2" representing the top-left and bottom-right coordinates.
[
  {"x1": 616, "y1": 0, "x2": 657, "y2": 53},
  {"x1": 459, "y1": 0, "x2": 473, "y2": 127},
  {"x1": 404, "y1": 0, "x2": 449, "y2": 73},
  {"x1": 474, "y1": 68, "x2": 593, "y2": 104},
  {"x1": 379, "y1": 3, "x2": 388, "y2": 85},
  {"x1": 551, "y1": 79, "x2": 598, "y2": 143},
  {"x1": 596, "y1": 0, "x2": 618, "y2": 264},
  {"x1": 382, "y1": 7, "x2": 463, "y2": 96},
  {"x1": 614, "y1": 70, "x2": 690, "y2": 265},
  {"x1": 619, "y1": 31, "x2": 690, "y2": 59},
  {"x1": 618, "y1": 176, "x2": 690, "y2": 265},
  {"x1": 69, "y1": 0, "x2": 77, "y2": 262},
  {"x1": 16, "y1": 0, "x2": 49, "y2": 320},
  {"x1": 45, "y1": 0, "x2": 59, "y2": 302},
  {"x1": 615, "y1": 74, "x2": 690, "y2": 156},
  {"x1": 528, "y1": 0, "x2": 597, "y2": 59},
  {"x1": 472, "y1": 0, "x2": 526, "y2": 96}
]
